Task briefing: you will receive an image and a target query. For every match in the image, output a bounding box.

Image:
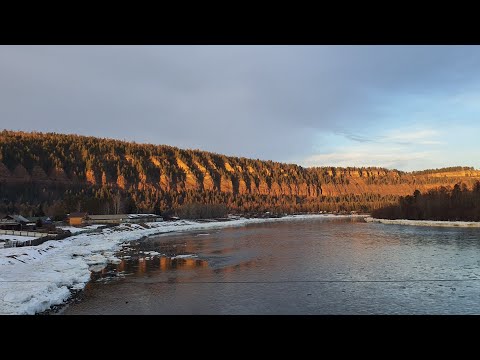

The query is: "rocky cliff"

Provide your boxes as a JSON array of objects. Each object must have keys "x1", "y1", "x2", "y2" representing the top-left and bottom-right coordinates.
[{"x1": 1, "y1": 130, "x2": 479, "y2": 214}]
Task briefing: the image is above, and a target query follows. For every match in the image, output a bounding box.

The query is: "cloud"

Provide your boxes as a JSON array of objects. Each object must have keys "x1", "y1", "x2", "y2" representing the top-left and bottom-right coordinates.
[
  {"x1": 302, "y1": 126, "x2": 446, "y2": 170},
  {"x1": 301, "y1": 145, "x2": 441, "y2": 170},
  {"x1": 0, "y1": 45, "x2": 480, "y2": 168},
  {"x1": 302, "y1": 150, "x2": 434, "y2": 170},
  {"x1": 335, "y1": 132, "x2": 379, "y2": 143},
  {"x1": 384, "y1": 129, "x2": 440, "y2": 144},
  {"x1": 336, "y1": 128, "x2": 444, "y2": 147}
]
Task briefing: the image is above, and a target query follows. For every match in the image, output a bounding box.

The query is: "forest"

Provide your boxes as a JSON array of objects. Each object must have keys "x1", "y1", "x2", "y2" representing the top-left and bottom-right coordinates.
[
  {"x1": 1, "y1": 130, "x2": 479, "y2": 219},
  {"x1": 371, "y1": 182, "x2": 480, "y2": 221}
]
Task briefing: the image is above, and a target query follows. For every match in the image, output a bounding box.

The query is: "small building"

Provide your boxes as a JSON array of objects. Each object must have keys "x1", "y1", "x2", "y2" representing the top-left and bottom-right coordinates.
[
  {"x1": 68, "y1": 212, "x2": 88, "y2": 226},
  {"x1": 27, "y1": 216, "x2": 52, "y2": 224},
  {"x1": 87, "y1": 214, "x2": 128, "y2": 224},
  {"x1": 86, "y1": 213, "x2": 162, "y2": 224},
  {"x1": 24, "y1": 216, "x2": 53, "y2": 230},
  {"x1": 127, "y1": 213, "x2": 163, "y2": 223},
  {"x1": 0, "y1": 215, "x2": 30, "y2": 230},
  {"x1": 3, "y1": 214, "x2": 30, "y2": 224},
  {"x1": 27, "y1": 216, "x2": 53, "y2": 226},
  {"x1": 0, "y1": 219, "x2": 21, "y2": 230}
]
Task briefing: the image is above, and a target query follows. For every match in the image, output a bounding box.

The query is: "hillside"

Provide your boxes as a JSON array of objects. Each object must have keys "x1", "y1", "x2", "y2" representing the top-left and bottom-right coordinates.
[{"x1": 1, "y1": 130, "x2": 479, "y2": 217}]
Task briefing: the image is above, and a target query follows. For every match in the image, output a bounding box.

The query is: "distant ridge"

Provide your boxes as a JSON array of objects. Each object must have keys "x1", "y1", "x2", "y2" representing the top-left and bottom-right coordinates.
[{"x1": 1, "y1": 130, "x2": 479, "y2": 216}]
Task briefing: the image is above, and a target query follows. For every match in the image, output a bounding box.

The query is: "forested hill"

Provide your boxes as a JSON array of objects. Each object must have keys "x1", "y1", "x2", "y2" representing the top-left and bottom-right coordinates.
[{"x1": 1, "y1": 130, "x2": 479, "y2": 217}]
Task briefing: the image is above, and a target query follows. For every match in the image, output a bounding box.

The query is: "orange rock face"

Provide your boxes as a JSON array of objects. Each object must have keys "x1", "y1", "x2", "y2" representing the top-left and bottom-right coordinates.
[
  {"x1": 86, "y1": 169, "x2": 97, "y2": 185},
  {"x1": 116, "y1": 174, "x2": 127, "y2": 189},
  {"x1": 203, "y1": 173, "x2": 215, "y2": 191},
  {"x1": 220, "y1": 175, "x2": 233, "y2": 193},
  {"x1": 258, "y1": 180, "x2": 270, "y2": 195},
  {"x1": 2, "y1": 157, "x2": 480, "y2": 202},
  {"x1": 3, "y1": 130, "x2": 480, "y2": 204},
  {"x1": 160, "y1": 174, "x2": 171, "y2": 192},
  {"x1": 238, "y1": 178, "x2": 248, "y2": 195},
  {"x1": 102, "y1": 172, "x2": 108, "y2": 186},
  {"x1": 270, "y1": 181, "x2": 282, "y2": 196}
]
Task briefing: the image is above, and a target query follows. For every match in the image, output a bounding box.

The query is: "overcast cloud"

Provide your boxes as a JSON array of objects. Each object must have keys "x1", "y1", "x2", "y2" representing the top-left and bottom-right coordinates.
[{"x1": 1, "y1": 45, "x2": 480, "y2": 170}]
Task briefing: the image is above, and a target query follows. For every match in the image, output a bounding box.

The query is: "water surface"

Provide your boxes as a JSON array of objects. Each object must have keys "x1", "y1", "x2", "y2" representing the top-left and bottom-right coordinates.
[{"x1": 62, "y1": 217, "x2": 480, "y2": 314}]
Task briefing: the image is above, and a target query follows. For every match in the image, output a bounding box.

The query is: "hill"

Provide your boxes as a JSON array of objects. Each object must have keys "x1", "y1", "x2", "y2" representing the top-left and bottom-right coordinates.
[{"x1": 1, "y1": 130, "x2": 479, "y2": 218}]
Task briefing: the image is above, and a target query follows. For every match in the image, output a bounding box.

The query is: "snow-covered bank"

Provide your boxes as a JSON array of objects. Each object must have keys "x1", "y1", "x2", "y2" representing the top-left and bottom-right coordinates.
[
  {"x1": 365, "y1": 217, "x2": 480, "y2": 228},
  {"x1": 0, "y1": 214, "x2": 362, "y2": 315},
  {"x1": 58, "y1": 224, "x2": 105, "y2": 234}
]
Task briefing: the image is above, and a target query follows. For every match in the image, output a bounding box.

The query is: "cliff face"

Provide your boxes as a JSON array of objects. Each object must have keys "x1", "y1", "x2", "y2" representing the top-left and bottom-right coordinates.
[
  {"x1": 319, "y1": 168, "x2": 480, "y2": 197},
  {"x1": 1, "y1": 130, "x2": 479, "y2": 213},
  {"x1": 3, "y1": 157, "x2": 477, "y2": 198}
]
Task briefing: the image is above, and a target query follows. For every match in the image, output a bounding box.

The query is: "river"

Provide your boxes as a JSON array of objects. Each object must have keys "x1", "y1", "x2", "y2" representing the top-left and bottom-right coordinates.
[{"x1": 61, "y1": 217, "x2": 480, "y2": 314}]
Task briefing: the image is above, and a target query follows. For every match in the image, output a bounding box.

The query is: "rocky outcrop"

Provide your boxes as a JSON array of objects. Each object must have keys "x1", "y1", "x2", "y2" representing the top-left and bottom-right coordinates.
[
  {"x1": 258, "y1": 179, "x2": 270, "y2": 195},
  {"x1": 160, "y1": 174, "x2": 171, "y2": 192},
  {"x1": 116, "y1": 174, "x2": 127, "y2": 190},
  {"x1": 239, "y1": 178, "x2": 248, "y2": 194},
  {"x1": 2, "y1": 158, "x2": 480, "y2": 200},
  {"x1": 1, "y1": 131, "x2": 480, "y2": 205},
  {"x1": 177, "y1": 157, "x2": 200, "y2": 191},
  {"x1": 86, "y1": 169, "x2": 97, "y2": 185},
  {"x1": 220, "y1": 175, "x2": 233, "y2": 193}
]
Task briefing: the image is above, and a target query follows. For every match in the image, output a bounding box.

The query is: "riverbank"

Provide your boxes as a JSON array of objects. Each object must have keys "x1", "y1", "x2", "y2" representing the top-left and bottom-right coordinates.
[
  {"x1": 0, "y1": 214, "x2": 365, "y2": 315},
  {"x1": 365, "y1": 217, "x2": 480, "y2": 228}
]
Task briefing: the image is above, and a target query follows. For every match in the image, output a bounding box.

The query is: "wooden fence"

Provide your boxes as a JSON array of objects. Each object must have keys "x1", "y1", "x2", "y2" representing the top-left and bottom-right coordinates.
[
  {"x1": 2, "y1": 232, "x2": 71, "y2": 248},
  {"x1": 0, "y1": 229, "x2": 51, "y2": 237}
]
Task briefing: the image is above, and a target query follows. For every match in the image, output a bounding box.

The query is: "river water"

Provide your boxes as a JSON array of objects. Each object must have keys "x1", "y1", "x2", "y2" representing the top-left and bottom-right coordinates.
[{"x1": 62, "y1": 217, "x2": 480, "y2": 314}]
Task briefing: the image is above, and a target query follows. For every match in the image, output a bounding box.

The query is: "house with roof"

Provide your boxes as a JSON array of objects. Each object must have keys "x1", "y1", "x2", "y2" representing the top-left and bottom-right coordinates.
[
  {"x1": 68, "y1": 212, "x2": 88, "y2": 226},
  {"x1": 86, "y1": 213, "x2": 162, "y2": 225},
  {"x1": 87, "y1": 214, "x2": 128, "y2": 224},
  {"x1": 0, "y1": 214, "x2": 30, "y2": 230},
  {"x1": 27, "y1": 216, "x2": 52, "y2": 224}
]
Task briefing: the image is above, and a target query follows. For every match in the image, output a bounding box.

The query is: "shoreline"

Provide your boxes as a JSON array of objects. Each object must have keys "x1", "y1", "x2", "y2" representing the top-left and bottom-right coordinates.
[
  {"x1": 0, "y1": 213, "x2": 365, "y2": 315},
  {"x1": 365, "y1": 217, "x2": 480, "y2": 228}
]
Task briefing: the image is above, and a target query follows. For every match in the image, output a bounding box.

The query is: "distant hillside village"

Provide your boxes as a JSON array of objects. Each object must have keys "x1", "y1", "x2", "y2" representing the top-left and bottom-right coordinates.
[
  {"x1": 0, "y1": 212, "x2": 171, "y2": 230},
  {"x1": 66, "y1": 212, "x2": 164, "y2": 226},
  {"x1": 0, "y1": 212, "x2": 175, "y2": 249}
]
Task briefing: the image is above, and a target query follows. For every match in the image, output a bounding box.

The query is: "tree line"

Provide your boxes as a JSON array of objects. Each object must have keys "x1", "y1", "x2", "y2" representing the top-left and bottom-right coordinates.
[
  {"x1": 0, "y1": 130, "x2": 478, "y2": 219},
  {"x1": 372, "y1": 182, "x2": 480, "y2": 221}
]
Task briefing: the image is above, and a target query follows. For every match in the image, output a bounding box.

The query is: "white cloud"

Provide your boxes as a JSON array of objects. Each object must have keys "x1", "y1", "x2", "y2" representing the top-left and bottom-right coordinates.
[
  {"x1": 384, "y1": 129, "x2": 440, "y2": 143},
  {"x1": 302, "y1": 149, "x2": 435, "y2": 170},
  {"x1": 303, "y1": 126, "x2": 445, "y2": 170},
  {"x1": 1, "y1": 45, "x2": 480, "y2": 169}
]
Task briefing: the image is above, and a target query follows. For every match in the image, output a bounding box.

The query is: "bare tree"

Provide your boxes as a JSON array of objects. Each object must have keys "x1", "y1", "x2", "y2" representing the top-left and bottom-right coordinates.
[{"x1": 113, "y1": 192, "x2": 123, "y2": 214}]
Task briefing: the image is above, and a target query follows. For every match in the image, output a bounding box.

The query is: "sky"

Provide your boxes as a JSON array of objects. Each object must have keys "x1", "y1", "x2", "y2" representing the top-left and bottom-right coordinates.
[{"x1": 0, "y1": 45, "x2": 479, "y2": 171}]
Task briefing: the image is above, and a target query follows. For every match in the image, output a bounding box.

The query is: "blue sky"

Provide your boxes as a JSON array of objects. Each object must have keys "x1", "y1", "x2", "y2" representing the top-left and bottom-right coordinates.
[{"x1": 0, "y1": 45, "x2": 479, "y2": 171}]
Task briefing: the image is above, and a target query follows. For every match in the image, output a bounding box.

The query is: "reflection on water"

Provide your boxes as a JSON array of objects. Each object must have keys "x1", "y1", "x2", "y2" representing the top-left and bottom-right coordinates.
[
  {"x1": 63, "y1": 217, "x2": 480, "y2": 314},
  {"x1": 91, "y1": 256, "x2": 209, "y2": 282}
]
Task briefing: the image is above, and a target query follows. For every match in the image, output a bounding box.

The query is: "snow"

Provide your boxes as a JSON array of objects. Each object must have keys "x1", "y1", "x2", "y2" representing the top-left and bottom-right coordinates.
[
  {"x1": 171, "y1": 254, "x2": 198, "y2": 259},
  {"x1": 0, "y1": 213, "x2": 361, "y2": 315},
  {"x1": 85, "y1": 224, "x2": 106, "y2": 230},
  {"x1": 365, "y1": 217, "x2": 480, "y2": 228},
  {"x1": 127, "y1": 213, "x2": 158, "y2": 219},
  {"x1": 142, "y1": 251, "x2": 161, "y2": 256},
  {"x1": 58, "y1": 224, "x2": 105, "y2": 234}
]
